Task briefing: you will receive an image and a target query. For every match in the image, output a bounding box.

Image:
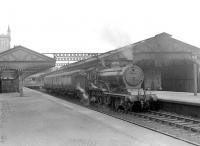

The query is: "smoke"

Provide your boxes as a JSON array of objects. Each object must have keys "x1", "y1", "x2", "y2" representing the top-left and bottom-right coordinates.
[
  {"x1": 121, "y1": 45, "x2": 134, "y2": 60},
  {"x1": 102, "y1": 26, "x2": 132, "y2": 47},
  {"x1": 76, "y1": 83, "x2": 89, "y2": 105},
  {"x1": 102, "y1": 26, "x2": 134, "y2": 60}
]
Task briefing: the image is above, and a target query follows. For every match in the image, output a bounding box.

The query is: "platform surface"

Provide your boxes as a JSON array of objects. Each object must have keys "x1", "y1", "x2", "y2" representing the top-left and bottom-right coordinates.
[
  {"x1": 0, "y1": 88, "x2": 193, "y2": 146},
  {"x1": 153, "y1": 91, "x2": 200, "y2": 105}
]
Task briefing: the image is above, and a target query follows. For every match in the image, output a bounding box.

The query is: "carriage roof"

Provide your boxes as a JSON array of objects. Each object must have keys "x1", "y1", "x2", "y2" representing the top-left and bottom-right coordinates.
[{"x1": 45, "y1": 70, "x2": 84, "y2": 78}]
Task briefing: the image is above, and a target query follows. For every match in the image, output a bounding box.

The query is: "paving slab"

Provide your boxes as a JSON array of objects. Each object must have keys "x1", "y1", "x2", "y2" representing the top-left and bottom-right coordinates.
[{"x1": 0, "y1": 88, "x2": 194, "y2": 146}]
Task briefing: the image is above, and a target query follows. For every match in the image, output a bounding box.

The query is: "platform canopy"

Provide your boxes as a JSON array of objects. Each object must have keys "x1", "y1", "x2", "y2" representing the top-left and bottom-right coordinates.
[
  {"x1": 0, "y1": 45, "x2": 55, "y2": 78},
  {"x1": 0, "y1": 45, "x2": 55, "y2": 95}
]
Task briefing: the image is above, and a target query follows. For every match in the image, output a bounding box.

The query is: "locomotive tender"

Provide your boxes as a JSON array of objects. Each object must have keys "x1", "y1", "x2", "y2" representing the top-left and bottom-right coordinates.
[{"x1": 43, "y1": 64, "x2": 158, "y2": 112}]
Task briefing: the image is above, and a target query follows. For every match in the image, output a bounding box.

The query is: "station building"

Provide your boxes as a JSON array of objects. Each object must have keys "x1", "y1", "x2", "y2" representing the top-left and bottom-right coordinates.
[
  {"x1": 0, "y1": 27, "x2": 55, "y2": 95},
  {"x1": 133, "y1": 33, "x2": 198, "y2": 92}
]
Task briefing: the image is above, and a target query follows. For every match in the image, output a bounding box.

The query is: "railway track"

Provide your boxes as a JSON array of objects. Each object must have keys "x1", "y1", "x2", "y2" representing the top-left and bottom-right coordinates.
[
  {"x1": 85, "y1": 105, "x2": 200, "y2": 146},
  {"x1": 37, "y1": 89, "x2": 200, "y2": 146},
  {"x1": 134, "y1": 111, "x2": 200, "y2": 133}
]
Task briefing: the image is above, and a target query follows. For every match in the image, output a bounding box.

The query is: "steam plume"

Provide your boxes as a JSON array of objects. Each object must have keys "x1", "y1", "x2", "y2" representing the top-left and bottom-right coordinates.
[
  {"x1": 102, "y1": 26, "x2": 134, "y2": 60},
  {"x1": 76, "y1": 83, "x2": 89, "y2": 105}
]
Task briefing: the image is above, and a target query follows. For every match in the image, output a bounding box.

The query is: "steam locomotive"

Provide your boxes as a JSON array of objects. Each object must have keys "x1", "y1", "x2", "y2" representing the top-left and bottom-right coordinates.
[{"x1": 43, "y1": 64, "x2": 158, "y2": 112}]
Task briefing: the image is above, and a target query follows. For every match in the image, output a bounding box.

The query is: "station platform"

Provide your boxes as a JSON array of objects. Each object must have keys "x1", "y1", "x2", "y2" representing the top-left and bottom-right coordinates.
[
  {"x1": 153, "y1": 91, "x2": 200, "y2": 106},
  {"x1": 151, "y1": 91, "x2": 200, "y2": 118},
  {"x1": 0, "y1": 88, "x2": 193, "y2": 146}
]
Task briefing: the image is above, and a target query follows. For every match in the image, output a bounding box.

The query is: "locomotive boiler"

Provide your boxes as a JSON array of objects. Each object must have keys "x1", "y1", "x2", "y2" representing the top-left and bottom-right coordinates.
[{"x1": 97, "y1": 65, "x2": 144, "y2": 93}]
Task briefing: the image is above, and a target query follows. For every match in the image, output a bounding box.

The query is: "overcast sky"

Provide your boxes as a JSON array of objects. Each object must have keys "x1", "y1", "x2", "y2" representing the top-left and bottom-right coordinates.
[{"x1": 0, "y1": 0, "x2": 200, "y2": 53}]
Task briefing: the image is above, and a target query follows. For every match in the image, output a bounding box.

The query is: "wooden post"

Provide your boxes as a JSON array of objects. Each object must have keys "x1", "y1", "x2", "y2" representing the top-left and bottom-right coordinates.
[
  {"x1": 194, "y1": 63, "x2": 198, "y2": 96},
  {"x1": 18, "y1": 71, "x2": 23, "y2": 97}
]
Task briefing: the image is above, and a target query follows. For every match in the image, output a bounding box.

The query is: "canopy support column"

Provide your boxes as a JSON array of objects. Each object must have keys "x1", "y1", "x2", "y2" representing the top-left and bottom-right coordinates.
[
  {"x1": 193, "y1": 63, "x2": 198, "y2": 96},
  {"x1": 18, "y1": 70, "x2": 23, "y2": 97},
  {"x1": 192, "y1": 54, "x2": 198, "y2": 96}
]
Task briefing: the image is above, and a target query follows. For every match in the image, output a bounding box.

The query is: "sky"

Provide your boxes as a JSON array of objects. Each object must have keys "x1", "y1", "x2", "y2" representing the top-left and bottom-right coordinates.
[{"x1": 0, "y1": 0, "x2": 200, "y2": 53}]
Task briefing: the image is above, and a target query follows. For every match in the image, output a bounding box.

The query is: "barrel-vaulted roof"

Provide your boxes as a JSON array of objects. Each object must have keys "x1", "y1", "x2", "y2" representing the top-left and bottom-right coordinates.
[{"x1": 0, "y1": 45, "x2": 56, "y2": 78}]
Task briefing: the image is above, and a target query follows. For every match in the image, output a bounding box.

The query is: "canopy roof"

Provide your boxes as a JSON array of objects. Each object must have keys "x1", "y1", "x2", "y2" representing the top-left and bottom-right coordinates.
[{"x1": 0, "y1": 45, "x2": 56, "y2": 78}]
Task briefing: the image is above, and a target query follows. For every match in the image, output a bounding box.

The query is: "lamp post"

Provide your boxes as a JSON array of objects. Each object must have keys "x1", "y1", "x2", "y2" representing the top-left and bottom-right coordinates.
[{"x1": 192, "y1": 54, "x2": 198, "y2": 96}]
